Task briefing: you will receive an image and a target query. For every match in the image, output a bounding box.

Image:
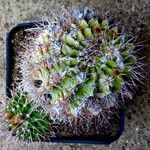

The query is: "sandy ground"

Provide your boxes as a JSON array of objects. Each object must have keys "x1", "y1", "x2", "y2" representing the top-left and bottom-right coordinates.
[{"x1": 0, "y1": 0, "x2": 150, "y2": 150}]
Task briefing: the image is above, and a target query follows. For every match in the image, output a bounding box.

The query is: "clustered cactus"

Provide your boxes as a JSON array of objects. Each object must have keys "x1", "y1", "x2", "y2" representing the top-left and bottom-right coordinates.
[
  {"x1": 4, "y1": 93, "x2": 50, "y2": 141},
  {"x1": 23, "y1": 8, "x2": 137, "y2": 113},
  {"x1": 4, "y1": 7, "x2": 142, "y2": 142}
]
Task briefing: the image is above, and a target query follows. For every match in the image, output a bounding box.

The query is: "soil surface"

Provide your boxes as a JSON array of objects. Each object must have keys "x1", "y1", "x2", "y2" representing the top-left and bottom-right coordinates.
[{"x1": 0, "y1": 0, "x2": 150, "y2": 150}]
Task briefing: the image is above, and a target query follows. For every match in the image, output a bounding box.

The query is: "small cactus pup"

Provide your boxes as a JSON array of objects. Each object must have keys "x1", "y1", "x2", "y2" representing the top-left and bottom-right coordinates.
[
  {"x1": 18, "y1": 7, "x2": 140, "y2": 118},
  {"x1": 4, "y1": 93, "x2": 51, "y2": 142}
]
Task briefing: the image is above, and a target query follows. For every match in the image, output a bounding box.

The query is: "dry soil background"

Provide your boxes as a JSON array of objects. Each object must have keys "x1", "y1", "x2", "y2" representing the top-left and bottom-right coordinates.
[{"x1": 0, "y1": 0, "x2": 150, "y2": 150}]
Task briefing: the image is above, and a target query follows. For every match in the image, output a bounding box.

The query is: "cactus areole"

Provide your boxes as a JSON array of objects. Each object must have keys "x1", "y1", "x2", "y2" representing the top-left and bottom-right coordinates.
[{"x1": 5, "y1": 7, "x2": 141, "y2": 143}]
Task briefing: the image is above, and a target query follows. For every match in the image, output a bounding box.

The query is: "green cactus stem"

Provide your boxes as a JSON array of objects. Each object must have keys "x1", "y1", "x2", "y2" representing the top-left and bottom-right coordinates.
[
  {"x1": 5, "y1": 93, "x2": 50, "y2": 141},
  {"x1": 18, "y1": 7, "x2": 138, "y2": 116}
]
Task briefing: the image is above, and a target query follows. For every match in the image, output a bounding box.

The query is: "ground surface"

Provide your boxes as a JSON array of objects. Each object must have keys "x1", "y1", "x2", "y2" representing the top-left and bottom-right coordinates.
[{"x1": 0, "y1": 0, "x2": 150, "y2": 150}]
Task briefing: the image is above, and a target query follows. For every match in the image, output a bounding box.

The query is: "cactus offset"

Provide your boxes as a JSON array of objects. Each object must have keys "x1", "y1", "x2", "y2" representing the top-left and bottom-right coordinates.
[{"x1": 5, "y1": 93, "x2": 50, "y2": 141}]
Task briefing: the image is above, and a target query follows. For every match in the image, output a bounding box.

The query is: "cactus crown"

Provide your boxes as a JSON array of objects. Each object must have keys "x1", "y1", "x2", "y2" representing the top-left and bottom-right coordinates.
[
  {"x1": 5, "y1": 93, "x2": 50, "y2": 141},
  {"x1": 27, "y1": 8, "x2": 136, "y2": 114}
]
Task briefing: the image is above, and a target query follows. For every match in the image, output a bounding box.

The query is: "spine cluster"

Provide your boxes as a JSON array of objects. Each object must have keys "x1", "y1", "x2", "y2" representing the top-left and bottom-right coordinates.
[{"x1": 4, "y1": 93, "x2": 50, "y2": 141}]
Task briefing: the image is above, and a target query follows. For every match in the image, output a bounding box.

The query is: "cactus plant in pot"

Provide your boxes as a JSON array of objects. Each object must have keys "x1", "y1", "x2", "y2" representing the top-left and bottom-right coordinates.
[{"x1": 3, "y1": 7, "x2": 143, "y2": 144}]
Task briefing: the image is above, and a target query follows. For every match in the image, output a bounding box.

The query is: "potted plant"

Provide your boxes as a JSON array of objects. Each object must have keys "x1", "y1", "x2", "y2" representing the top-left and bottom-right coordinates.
[{"x1": 3, "y1": 7, "x2": 141, "y2": 144}]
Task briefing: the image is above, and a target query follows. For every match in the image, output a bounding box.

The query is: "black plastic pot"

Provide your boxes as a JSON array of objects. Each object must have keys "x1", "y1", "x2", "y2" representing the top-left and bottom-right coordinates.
[{"x1": 6, "y1": 22, "x2": 125, "y2": 144}]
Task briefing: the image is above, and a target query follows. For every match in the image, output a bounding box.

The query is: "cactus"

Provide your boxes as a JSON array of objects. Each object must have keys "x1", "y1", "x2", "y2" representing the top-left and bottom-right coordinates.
[
  {"x1": 5, "y1": 93, "x2": 50, "y2": 141},
  {"x1": 17, "y1": 7, "x2": 139, "y2": 117}
]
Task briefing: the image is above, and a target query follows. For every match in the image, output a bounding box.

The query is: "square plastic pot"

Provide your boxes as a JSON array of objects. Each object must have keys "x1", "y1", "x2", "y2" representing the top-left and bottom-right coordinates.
[{"x1": 6, "y1": 22, "x2": 125, "y2": 144}]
